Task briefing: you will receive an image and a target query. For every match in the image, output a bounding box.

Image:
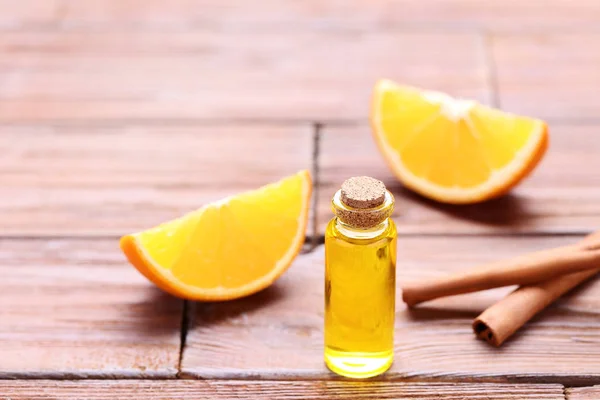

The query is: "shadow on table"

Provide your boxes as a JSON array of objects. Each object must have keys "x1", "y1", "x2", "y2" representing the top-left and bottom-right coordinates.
[
  {"x1": 126, "y1": 287, "x2": 185, "y2": 337},
  {"x1": 191, "y1": 282, "x2": 286, "y2": 326},
  {"x1": 123, "y1": 283, "x2": 288, "y2": 337},
  {"x1": 402, "y1": 306, "x2": 481, "y2": 321},
  {"x1": 399, "y1": 285, "x2": 516, "y2": 321},
  {"x1": 403, "y1": 275, "x2": 600, "y2": 349},
  {"x1": 401, "y1": 303, "x2": 532, "y2": 349},
  {"x1": 386, "y1": 182, "x2": 533, "y2": 228}
]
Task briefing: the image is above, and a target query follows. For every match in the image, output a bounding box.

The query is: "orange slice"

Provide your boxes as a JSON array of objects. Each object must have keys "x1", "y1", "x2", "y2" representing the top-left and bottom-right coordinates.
[
  {"x1": 371, "y1": 80, "x2": 548, "y2": 204},
  {"x1": 120, "y1": 170, "x2": 312, "y2": 301}
]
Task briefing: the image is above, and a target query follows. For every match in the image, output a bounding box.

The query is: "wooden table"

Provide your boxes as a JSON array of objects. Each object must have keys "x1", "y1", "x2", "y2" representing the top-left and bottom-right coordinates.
[{"x1": 1, "y1": 1, "x2": 600, "y2": 398}]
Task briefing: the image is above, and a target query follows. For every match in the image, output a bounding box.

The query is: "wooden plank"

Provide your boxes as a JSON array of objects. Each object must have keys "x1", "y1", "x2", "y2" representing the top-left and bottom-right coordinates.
[
  {"x1": 491, "y1": 34, "x2": 600, "y2": 120},
  {"x1": 0, "y1": 125, "x2": 312, "y2": 235},
  {"x1": 0, "y1": 0, "x2": 58, "y2": 28},
  {"x1": 0, "y1": 31, "x2": 485, "y2": 121},
  {"x1": 182, "y1": 236, "x2": 600, "y2": 383},
  {"x1": 317, "y1": 123, "x2": 600, "y2": 235},
  {"x1": 567, "y1": 385, "x2": 600, "y2": 399},
  {"x1": 0, "y1": 380, "x2": 566, "y2": 399},
  {"x1": 0, "y1": 239, "x2": 182, "y2": 378},
  {"x1": 52, "y1": 0, "x2": 600, "y2": 32}
]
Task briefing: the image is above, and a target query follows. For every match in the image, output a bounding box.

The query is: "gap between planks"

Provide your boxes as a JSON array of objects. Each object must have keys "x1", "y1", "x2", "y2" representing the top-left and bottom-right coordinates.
[
  {"x1": 176, "y1": 301, "x2": 191, "y2": 377},
  {"x1": 0, "y1": 379, "x2": 570, "y2": 400}
]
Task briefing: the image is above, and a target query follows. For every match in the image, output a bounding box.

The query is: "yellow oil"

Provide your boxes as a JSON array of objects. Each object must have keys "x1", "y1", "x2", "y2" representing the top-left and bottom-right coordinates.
[{"x1": 324, "y1": 217, "x2": 397, "y2": 378}]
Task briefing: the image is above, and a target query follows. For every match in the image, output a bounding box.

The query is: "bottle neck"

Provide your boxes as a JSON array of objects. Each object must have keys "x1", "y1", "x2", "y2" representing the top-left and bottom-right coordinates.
[
  {"x1": 331, "y1": 189, "x2": 395, "y2": 234},
  {"x1": 335, "y1": 217, "x2": 390, "y2": 240}
]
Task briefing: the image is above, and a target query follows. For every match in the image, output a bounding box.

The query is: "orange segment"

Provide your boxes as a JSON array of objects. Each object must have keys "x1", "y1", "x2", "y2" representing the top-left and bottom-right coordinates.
[
  {"x1": 120, "y1": 170, "x2": 312, "y2": 301},
  {"x1": 371, "y1": 80, "x2": 548, "y2": 204}
]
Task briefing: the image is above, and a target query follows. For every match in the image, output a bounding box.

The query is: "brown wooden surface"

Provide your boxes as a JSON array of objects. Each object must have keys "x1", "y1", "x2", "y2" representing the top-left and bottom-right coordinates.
[
  {"x1": 182, "y1": 237, "x2": 600, "y2": 384},
  {"x1": 0, "y1": 125, "x2": 312, "y2": 235},
  {"x1": 491, "y1": 34, "x2": 600, "y2": 120},
  {"x1": 0, "y1": 0, "x2": 58, "y2": 27},
  {"x1": 0, "y1": 239, "x2": 182, "y2": 378},
  {"x1": 4, "y1": 1, "x2": 600, "y2": 31},
  {"x1": 0, "y1": 380, "x2": 566, "y2": 399},
  {"x1": 1, "y1": 0, "x2": 600, "y2": 397},
  {"x1": 567, "y1": 385, "x2": 600, "y2": 399},
  {"x1": 0, "y1": 31, "x2": 485, "y2": 122},
  {"x1": 318, "y1": 123, "x2": 600, "y2": 235}
]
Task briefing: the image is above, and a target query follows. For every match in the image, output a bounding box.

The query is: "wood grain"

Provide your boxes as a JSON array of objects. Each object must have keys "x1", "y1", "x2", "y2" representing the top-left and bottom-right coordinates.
[
  {"x1": 567, "y1": 385, "x2": 600, "y2": 399},
  {"x1": 0, "y1": 380, "x2": 566, "y2": 399},
  {"x1": 0, "y1": 0, "x2": 58, "y2": 28},
  {"x1": 0, "y1": 239, "x2": 182, "y2": 378},
  {"x1": 0, "y1": 31, "x2": 485, "y2": 121},
  {"x1": 491, "y1": 34, "x2": 600, "y2": 120},
  {"x1": 317, "y1": 123, "x2": 600, "y2": 235},
  {"x1": 182, "y1": 236, "x2": 600, "y2": 383},
  {"x1": 0, "y1": 125, "x2": 312, "y2": 235},
  {"x1": 15, "y1": 0, "x2": 600, "y2": 32}
]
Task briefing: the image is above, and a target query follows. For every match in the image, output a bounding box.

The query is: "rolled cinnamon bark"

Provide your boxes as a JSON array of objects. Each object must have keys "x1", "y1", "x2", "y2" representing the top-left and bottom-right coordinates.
[
  {"x1": 473, "y1": 268, "x2": 598, "y2": 346},
  {"x1": 402, "y1": 236, "x2": 600, "y2": 307},
  {"x1": 473, "y1": 232, "x2": 600, "y2": 346}
]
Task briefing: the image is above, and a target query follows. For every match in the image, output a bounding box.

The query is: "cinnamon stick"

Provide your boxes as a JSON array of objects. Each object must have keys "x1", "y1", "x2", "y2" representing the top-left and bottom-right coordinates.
[
  {"x1": 402, "y1": 236, "x2": 600, "y2": 307},
  {"x1": 473, "y1": 268, "x2": 598, "y2": 346},
  {"x1": 473, "y1": 232, "x2": 600, "y2": 346}
]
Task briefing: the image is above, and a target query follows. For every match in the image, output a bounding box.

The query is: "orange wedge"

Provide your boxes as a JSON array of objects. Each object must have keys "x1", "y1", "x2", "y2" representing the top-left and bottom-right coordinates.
[
  {"x1": 371, "y1": 80, "x2": 548, "y2": 204},
  {"x1": 120, "y1": 170, "x2": 312, "y2": 301}
]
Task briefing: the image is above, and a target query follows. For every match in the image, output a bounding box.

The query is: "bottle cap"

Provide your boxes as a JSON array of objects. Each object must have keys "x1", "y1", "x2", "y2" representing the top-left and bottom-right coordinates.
[
  {"x1": 340, "y1": 176, "x2": 386, "y2": 209},
  {"x1": 333, "y1": 176, "x2": 394, "y2": 229}
]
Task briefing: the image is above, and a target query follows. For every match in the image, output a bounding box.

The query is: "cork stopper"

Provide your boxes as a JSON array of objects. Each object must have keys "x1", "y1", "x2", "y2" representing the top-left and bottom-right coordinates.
[
  {"x1": 332, "y1": 176, "x2": 394, "y2": 229},
  {"x1": 340, "y1": 176, "x2": 386, "y2": 209}
]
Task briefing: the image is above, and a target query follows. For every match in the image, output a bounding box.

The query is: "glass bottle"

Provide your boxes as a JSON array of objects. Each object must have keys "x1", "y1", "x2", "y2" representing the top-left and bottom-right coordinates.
[{"x1": 324, "y1": 176, "x2": 397, "y2": 378}]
